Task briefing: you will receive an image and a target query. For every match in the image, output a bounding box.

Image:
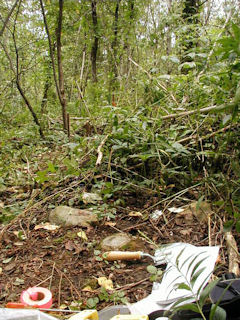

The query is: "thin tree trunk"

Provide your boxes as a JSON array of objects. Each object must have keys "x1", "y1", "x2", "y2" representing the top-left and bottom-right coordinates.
[
  {"x1": 109, "y1": 0, "x2": 121, "y2": 102},
  {"x1": 16, "y1": 81, "x2": 44, "y2": 138},
  {"x1": 166, "y1": 0, "x2": 172, "y2": 56},
  {"x1": 41, "y1": 74, "x2": 51, "y2": 114},
  {"x1": 56, "y1": 0, "x2": 67, "y2": 131},
  {"x1": 91, "y1": 0, "x2": 98, "y2": 83},
  {"x1": 3, "y1": 0, "x2": 44, "y2": 138},
  {"x1": 181, "y1": 0, "x2": 200, "y2": 69},
  {"x1": 39, "y1": 0, "x2": 68, "y2": 133},
  {"x1": 112, "y1": 0, "x2": 121, "y2": 82}
]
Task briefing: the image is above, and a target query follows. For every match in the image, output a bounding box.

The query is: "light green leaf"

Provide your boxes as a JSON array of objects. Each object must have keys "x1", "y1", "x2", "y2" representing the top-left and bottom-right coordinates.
[
  {"x1": 147, "y1": 265, "x2": 157, "y2": 274},
  {"x1": 210, "y1": 305, "x2": 227, "y2": 320}
]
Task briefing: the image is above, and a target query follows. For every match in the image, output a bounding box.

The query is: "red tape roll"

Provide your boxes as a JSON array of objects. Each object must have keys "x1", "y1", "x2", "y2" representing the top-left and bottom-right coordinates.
[{"x1": 20, "y1": 287, "x2": 52, "y2": 309}]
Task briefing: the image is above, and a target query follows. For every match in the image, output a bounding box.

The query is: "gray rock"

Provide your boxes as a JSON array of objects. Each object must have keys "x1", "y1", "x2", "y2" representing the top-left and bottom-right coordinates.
[
  {"x1": 101, "y1": 233, "x2": 131, "y2": 250},
  {"x1": 49, "y1": 206, "x2": 98, "y2": 227}
]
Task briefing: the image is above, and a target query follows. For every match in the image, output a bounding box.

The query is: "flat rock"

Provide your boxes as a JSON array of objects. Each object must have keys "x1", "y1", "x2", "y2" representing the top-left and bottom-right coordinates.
[
  {"x1": 101, "y1": 233, "x2": 131, "y2": 250},
  {"x1": 49, "y1": 206, "x2": 98, "y2": 227}
]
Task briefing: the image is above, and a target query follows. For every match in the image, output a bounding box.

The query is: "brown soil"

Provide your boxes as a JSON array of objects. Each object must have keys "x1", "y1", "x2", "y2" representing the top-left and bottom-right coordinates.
[{"x1": 0, "y1": 189, "x2": 227, "y2": 318}]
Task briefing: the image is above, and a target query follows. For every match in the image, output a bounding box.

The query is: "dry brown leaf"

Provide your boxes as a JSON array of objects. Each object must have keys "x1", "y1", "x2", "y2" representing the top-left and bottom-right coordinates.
[
  {"x1": 104, "y1": 221, "x2": 116, "y2": 227},
  {"x1": 97, "y1": 277, "x2": 114, "y2": 290},
  {"x1": 82, "y1": 286, "x2": 94, "y2": 292},
  {"x1": 14, "y1": 242, "x2": 24, "y2": 246},
  {"x1": 65, "y1": 240, "x2": 75, "y2": 251},
  {"x1": 179, "y1": 229, "x2": 192, "y2": 236},
  {"x1": 34, "y1": 223, "x2": 60, "y2": 231},
  {"x1": 129, "y1": 211, "x2": 142, "y2": 217}
]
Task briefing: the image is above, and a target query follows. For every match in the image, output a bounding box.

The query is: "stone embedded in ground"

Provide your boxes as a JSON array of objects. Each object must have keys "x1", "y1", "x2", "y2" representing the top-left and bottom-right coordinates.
[
  {"x1": 49, "y1": 206, "x2": 98, "y2": 227},
  {"x1": 101, "y1": 233, "x2": 132, "y2": 250},
  {"x1": 82, "y1": 192, "x2": 102, "y2": 204}
]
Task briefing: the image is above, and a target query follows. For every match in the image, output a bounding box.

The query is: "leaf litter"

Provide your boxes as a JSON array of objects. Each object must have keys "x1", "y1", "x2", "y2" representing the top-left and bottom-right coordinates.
[{"x1": 0, "y1": 187, "x2": 226, "y2": 314}]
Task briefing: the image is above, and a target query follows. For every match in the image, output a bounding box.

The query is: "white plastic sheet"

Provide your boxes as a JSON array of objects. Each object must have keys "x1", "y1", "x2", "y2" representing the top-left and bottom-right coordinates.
[
  {"x1": 129, "y1": 243, "x2": 219, "y2": 315},
  {"x1": 0, "y1": 308, "x2": 58, "y2": 320}
]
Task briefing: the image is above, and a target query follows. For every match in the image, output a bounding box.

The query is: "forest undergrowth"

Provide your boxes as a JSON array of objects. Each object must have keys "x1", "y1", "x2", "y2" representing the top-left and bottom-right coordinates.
[{"x1": 0, "y1": 1, "x2": 240, "y2": 318}]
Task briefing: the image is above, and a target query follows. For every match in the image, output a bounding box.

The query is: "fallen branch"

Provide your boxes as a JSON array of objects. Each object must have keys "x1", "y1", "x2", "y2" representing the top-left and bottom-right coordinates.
[
  {"x1": 177, "y1": 123, "x2": 237, "y2": 144},
  {"x1": 96, "y1": 134, "x2": 109, "y2": 166},
  {"x1": 160, "y1": 103, "x2": 230, "y2": 121},
  {"x1": 225, "y1": 231, "x2": 240, "y2": 276}
]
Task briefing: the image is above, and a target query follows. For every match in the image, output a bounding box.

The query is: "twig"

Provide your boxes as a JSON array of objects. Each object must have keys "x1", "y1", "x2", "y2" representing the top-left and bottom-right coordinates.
[
  {"x1": 36, "y1": 275, "x2": 52, "y2": 287},
  {"x1": 225, "y1": 231, "x2": 240, "y2": 276},
  {"x1": 123, "y1": 222, "x2": 147, "y2": 231},
  {"x1": 178, "y1": 124, "x2": 236, "y2": 144},
  {"x1": 58, "y1": 272, "x2": 63, "y2": 307},
  {"x1": 149, "y1": 219, "x2": 163, "y2": 237},
  {"x1": 115, "y1": 277, "x2": 149, "y2": 291},
  {"x1": 208, "y1": 214, "x2": 212, "y2": 247},
  {"x1": 96, "y1": 134, "x2": 109, "y2": 166},
  {"x1": 49, "y1": 262, "x2": 56, "y2": 290},
  {"x1": 54, "y1": 265, "x2": 81, "y2": 300},
  {"x1": 141, "y1": 183, "x2": 202, "y2": 214}
]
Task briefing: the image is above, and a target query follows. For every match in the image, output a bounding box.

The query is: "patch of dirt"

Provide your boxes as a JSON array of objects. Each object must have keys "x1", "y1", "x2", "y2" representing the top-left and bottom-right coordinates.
[{"x1": 0, "y1": 192, "x2": 226, "y2": 318}]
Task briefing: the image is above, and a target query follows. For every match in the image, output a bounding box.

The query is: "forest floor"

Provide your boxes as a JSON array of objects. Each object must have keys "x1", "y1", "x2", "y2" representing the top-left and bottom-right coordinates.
[{"x1": 0, "y1": 177, "x2": 229, "y2": 319}]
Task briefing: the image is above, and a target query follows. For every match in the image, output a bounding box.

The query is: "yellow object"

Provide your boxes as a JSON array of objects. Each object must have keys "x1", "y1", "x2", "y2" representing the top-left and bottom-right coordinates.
[
  {"x1": 98, "y1": 277, "x2": 114, "y2": 290},
  {"x1": 69, "y1": 310, "x2": 98, "y2": 320},
  {"x1": 111, "y1": 316, "x2": 148, "y2": 320}
]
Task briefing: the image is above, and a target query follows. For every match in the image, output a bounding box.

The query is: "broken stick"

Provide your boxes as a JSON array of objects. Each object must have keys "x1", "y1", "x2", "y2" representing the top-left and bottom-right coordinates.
[
  {"x1": 225, "y1": 231, "x2": 240, "y2": 276},
  {"x1": 96, "y1": 134, "x2": 109, "y2": 166}
]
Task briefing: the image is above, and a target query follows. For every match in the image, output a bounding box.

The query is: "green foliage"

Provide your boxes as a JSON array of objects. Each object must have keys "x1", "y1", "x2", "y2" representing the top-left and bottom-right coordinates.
[
  {"x1": 0, "y1": 2, "x2": 240, "y2": 314},
  {"x1": 147, "y1": 265, "x2": 163, "y2": 282}
]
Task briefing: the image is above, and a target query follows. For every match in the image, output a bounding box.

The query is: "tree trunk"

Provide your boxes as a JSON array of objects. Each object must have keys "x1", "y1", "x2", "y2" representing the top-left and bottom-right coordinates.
[
  {"x1": 166, "y1": 0, "x2": 172, "y2": 56},
  {"x1": 109, "y1": 0, "x2": 121, "y2": 102},
  {"x1": 91, "y1": 0, "x2": 98, "y2": 83},
  {"x1": 16, "y1": 81, "x2": 44, "y2": 138},
  {"x1": 112, "y1": 0, "x2": 121, "y2": 82},
  {"x1": 39, "y1": 0, "x2": 68, "y2": 134},
  {"x1": 181, "y1": 0, "x2": 200, "y2": 68},
  {"x1": 56, "y1": 0, "x2": 68, "y2": 132}
]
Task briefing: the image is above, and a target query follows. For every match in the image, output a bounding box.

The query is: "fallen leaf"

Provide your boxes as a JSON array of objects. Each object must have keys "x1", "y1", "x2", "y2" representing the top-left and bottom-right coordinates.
[
  {"x1": 168, "y1": 207, "x2": 184, "y2": 213},
  {"x1": 4, "y1": 262, "x2": 16, "y2": 272},
  {"x1": 65, "y1": 240, "x2": 75, "y2": 251},
  {"x1": 150, "y1": 210, "x2": 163, "y2": 220},
  {"x1": 3, "y1": 257, "x2": 13, "y2": 264},
  {"x1": 129, "y1": 211, "x2": 142, "y2": 217},
  {"x1": 175, "y1": 209, "x2": 194, "y2": 225},
  {"x1": 0, "y1": 267, "x2": 2, "y2": 274},
  {"x1": 179, "y1": 229, "x2": 192, "y2": 236},
  {"x1": 97, "y1": 277, "x2": 114, "y2": 290},
  {"x1": 77, "y1": 230, "x2": 88, "y2": 241},
  {"x1": 190, "y1": 201, "x2": 212, "y2": 223},
  {"x1": 82, "y1": 286, "x2": 93, "y2": 292},
  {"x1": 13, "y1": 277, "x2": 24, "y2": 286},
  {"x1": 0, "y1": 201, "x2": 4, "y2": 208},
  {"x1": 14, "y1": 242, "x2": 24, "y2": 246},
  {"x1": 13, "y1": 231, "x2": 26, "y2": 240},
  {"x1": 104, "y1": 221, "x2": 116, "y2": 227},
  {"x1": 34, "y1": 222, "x2": 60, "y2": 231}
]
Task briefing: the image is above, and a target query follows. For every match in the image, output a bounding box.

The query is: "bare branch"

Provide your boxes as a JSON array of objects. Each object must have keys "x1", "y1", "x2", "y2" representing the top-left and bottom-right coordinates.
[{"x1": 0, "y1": 0, "x2": 19, "y2": 37}]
